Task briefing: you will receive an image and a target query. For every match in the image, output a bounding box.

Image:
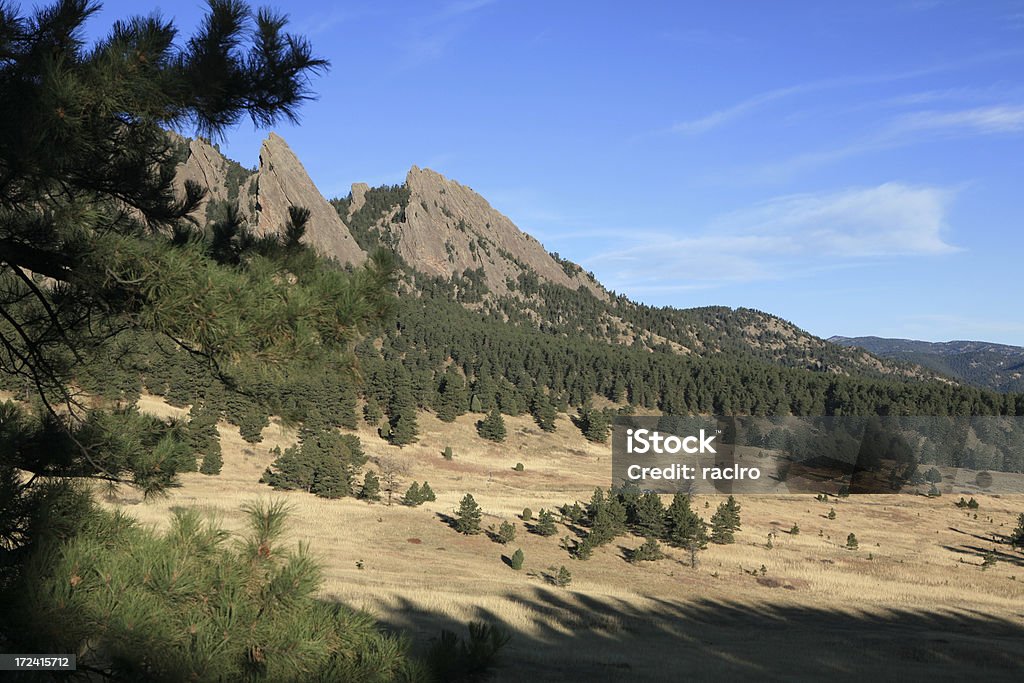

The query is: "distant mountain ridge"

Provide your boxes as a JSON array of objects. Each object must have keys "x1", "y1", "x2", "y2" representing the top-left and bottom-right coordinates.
[{"x1": 829, "y1": 336, "x2": 1024, "y2": 393}]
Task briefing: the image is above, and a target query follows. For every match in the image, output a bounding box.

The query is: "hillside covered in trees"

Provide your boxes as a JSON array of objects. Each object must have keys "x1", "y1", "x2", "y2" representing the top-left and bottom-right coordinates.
[{"x1": 831, "y1": 336, "x2": 1024, "y2": 394}]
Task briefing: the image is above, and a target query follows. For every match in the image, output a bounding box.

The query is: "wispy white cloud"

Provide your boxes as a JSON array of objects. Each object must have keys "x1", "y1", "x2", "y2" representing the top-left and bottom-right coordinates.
[
  {"x1": 584, "y1": 183, "x2": 960, "y2": 292},
  {"x1": 892, "y1": 105, "x2": 1024, "y2": 134},
  {"x1": 671, "y1": 86, "x2": 805, "y2": 134},
  {"x1": 669, "y1": 51, "x2": 1023, "y2": 136},
  {"x1": 745, "y1": 102, "x2": 1024, "y2": 180}
]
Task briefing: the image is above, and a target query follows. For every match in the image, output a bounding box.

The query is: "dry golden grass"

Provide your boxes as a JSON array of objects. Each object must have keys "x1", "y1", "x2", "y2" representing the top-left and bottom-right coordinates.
[{"x1": 106, "y1": 398, "x2": 1024, "y2": 681}]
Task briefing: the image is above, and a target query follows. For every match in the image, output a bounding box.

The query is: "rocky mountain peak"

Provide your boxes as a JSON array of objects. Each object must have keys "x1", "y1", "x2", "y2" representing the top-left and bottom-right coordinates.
[
  {"x1": 368, "y1": 165, "x2": 604, "y2": 297},
  {"x1": 254, "y1": 133, "x2": 365, "y2": 265}
]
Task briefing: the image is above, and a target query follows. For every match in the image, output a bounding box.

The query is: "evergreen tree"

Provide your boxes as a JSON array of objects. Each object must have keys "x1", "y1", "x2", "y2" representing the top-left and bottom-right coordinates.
[
  {"x1": 434, "y1": 365, "x2": 468, "y2": 422},
  {"x1": 403, "y1": 481, "x2": 423, "y2": 506},
  {"x1": 198, "y1": 443, "x2": 223, "y2": 475},
  {"x1": 846, "y1": 533, "x2": 859, "y2": 550},
  {"x1": 420, "y1": 481, "x2": 437, "y2": 502},
  {"x1": 477, "y1": 406, "x2": 506, "y2": 442},
  {"x1": 632, "y1": 492, "x2": 666, "y2": 538},
  {"x1": 497, "y1": 520, "x2": 516, "y2": 544},
  {"x1": 555, "y1": 565, "x2": 572, "y2": 587},
  {"x1": 359, "y1": 471, "x2": 381, "y2": 501},
  {"x1": 0, "y1": 3, "x2": 414, "y2": 676},
  {"x1": 629, "y1": 537, "x2": 665, "y2": 563},
  {"x1": 387, "y1": 365, "x2": 419, "y2": 446},
  {"x1": 442, "y1": 445, "x2": 454, "y2": 460},
  {"x1": 579, "y1": 405, "x2": 611, "y2": 443},
  {"x1": 663, "y1": 492, "x2": 707, "y2": 549},
  {"x1": 455, "y1": 494, "x2": 482, "y2": 535},
  {"x1": 535, "y1": 509, "x2": 557, "y2": 536},
  {"x1": 710, "y1": 496, "x2": 741, "y2": 544},
  {"x1": 530, "y1": 391, "x2": 557, "y2": 432},
  {"x1": 510, "y1": 548, "x2": 524, "y2": 570},
  {"x1": 1009, "y1": 513, "x2": 1024, "y2": 548}
]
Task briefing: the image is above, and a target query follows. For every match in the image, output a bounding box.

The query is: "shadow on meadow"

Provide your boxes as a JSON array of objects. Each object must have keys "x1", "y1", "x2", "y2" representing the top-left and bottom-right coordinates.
[{"x1": 369, "y1": 585, "x2": 1024, "y2": 682}]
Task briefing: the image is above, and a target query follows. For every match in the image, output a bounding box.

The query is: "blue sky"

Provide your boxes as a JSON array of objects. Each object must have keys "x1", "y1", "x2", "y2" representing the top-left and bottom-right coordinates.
[{"x1": 89, "y1": 1, "x2": 1024, "y2": 344}]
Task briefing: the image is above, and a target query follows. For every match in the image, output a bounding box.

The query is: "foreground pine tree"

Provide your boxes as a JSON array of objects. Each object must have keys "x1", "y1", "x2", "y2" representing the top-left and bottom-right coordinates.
[
  {"x1": 0, "y1": 2, "x2": 412, "y2": 677},
  {"x1": 5, "y1": 497, "x2": 426, "y2": 679}
]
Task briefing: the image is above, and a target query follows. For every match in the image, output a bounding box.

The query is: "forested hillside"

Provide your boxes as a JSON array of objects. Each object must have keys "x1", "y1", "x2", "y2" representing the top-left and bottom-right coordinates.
[{"x1": 831, "y1": 336, "x2": 1024, "y2": 393}]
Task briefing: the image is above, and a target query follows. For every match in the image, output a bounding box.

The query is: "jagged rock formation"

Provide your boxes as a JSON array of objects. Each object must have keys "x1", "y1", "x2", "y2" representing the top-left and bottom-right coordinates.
[
  {"x1": 352, "y1": 166, "x2": 604, "y2": 297},
  {"x1": 170, "y1": 132, "x2": 936, "y2": 381},
  {"x1": 250, "y1": 134, "x2": 364, "y2": 265},
  {"x1": 172, "y1": 132, "x2": 364, "y2": 266},
  {"x1": 169, "y1": 133, "x2": 243, "y2": 220}
]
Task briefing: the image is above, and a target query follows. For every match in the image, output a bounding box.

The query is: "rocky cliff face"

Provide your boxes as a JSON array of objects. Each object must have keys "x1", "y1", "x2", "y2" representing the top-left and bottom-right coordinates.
[
  {"x1": 250, "y1": 134, "x2": 364, "y2": 265},
  {"x1": 361, "y1": 166, "x2": 605, "y2": 298},
  {"x1": 173, "y1": 132, "x2": 364, "y2": 266}
]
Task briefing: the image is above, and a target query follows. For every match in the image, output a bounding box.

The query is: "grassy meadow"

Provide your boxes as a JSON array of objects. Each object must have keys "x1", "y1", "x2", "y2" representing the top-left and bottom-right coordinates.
[{"x1": 112, "y1": 395, "x2": 1024, "y2": 681}]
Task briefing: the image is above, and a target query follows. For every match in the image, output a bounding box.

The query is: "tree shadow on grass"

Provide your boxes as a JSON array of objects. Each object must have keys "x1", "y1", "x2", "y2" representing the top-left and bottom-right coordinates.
[
  {"x1": 368, "y1": 586, "x2": 1024, "y2": 682},
  {"x1": 941, "y1": 543, "x2": 1024, "y2": 568}
]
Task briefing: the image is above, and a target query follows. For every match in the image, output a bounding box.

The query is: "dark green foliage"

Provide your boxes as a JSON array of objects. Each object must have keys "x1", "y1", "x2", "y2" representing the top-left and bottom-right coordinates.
[
  {"x1": 363, "y1": 397, "x2": 383, "y2": 426},
  {"x1": 425, "y1": 621, "x2": 510, "y2": 683},
  {"x1": 846, "y1": 533, "x2": 859, "y2": 550},
  {"x1": 1009, "y1": 514, "x2": 1024, "y2": 548},
  {"x1": 403, "y1": 481, "x2": 423, "y2": 506},
  {"x1": 570, "y1": 536, "x2": 595, "y2": 560},
  {"x1": 3, "y1": 498, "x2": 420, "y2": 680},
  {"x1": 534, "y1": 509, "x2": 557, "y2": 536},
  {"x1": 509, "y1": 548, "x2": 524, "y2": 570},
  {"x1": 981, "y1": 550, "x2": 997, "y2": 570},
  {"x1": 586, "y1": 493, "x2": 627, "y2": 547},
  {"x1": 578, "y1": 405, "x2": 611, "y2": 443},
  {"x1": 664, "y1": 492, "x2": 708, "y2": 549},
  {"x1": 497, "y1": 520, "x2": 516, "y2": 544},
  {"x1": 331, "y1": 184, "x2": 410, "y2": 252},
  {"x1": 554, "y1": 565, "x2": 572, "y2": 587},
  {"x1": 261, "y1": 429, "x2": 366, "y2": 499},
  {"x1": 925, "y1": 467, "x2": 943, "y2": 483},
  {"x1": 477, "y1": 406, "x2": 506, "y2": 442},
  {"x1": 530, "y1": 391, "x2": 557, "y2": 432},
  {"x1": 442, "y1": 445, "x2": 454, "y2": 460},
  {"x1": 197, "y1": 442, "x2": 223, "y2": 475},
  {"x1": 238, "y1": 406, "x2": 269, "y2": 443},
  {"x1": 559, "y1": 502, "x2": 585, "y2": 524},
  {"x1": 710, "y1": 496, "x2": 741, "y2": 544},
  {"x1": 187, "y1": 403, "x2": 222, "y2": 474},
  {"x1": 385, "y1": 403, "x2": 417, "y2": 446},
  {"x1": 521, "y1": 507, "x2": 533, "y2": 522},
  {"x1": 628, "y1": 537, "x2": 665, "y2": 563},
  {"x1": 790, "y1": 523, "x2": 800, "y2": 535},
  {"x1": 455, "y1": 494, "x2": 482, "y2": 535},
  {"x1": 827, "y1": 508, "x2": 837, "y2": 520},
  {"x1": 434, "y1": 365, "x2": 468, "y2": 422},
  {"x1": 420, "y1": 481, "x2": 436, "y2": 502},
  {"x1": 359, "y1": 470, "x2": 381, "y2": 501},
  {"x1": 631, "y1": 492, "x2": 666, "y2": 538},
  {"x1": 514, "y1": 462, "x2": 524, "y2": 472}
]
